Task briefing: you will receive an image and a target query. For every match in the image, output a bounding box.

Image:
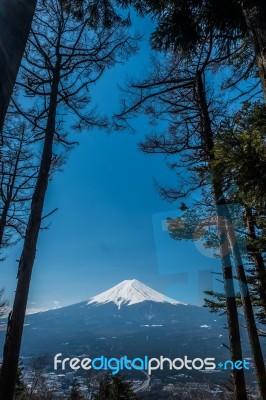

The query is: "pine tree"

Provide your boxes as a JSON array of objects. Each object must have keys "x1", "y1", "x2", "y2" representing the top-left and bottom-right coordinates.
[
  {"x1": 95, "y1": 374, "x2": 137, "y2": 400},
  {"x1": 124, "y1": 0, "x2": 266, "y2": 103},
  {"x1": 115, "y1": 36, "x2": 266, "y2": 399},
  {"x1": 14, "y1": 359, "x2": 27, "y2": 399},
  {"x1": 70, "y1": 379, "x2": 85, "y2": 400},
  {"x1": 0, "y1": 1, "x2": 137, "y2": 398},
  {"x1": 210, "y1": 102, "x2": 266, "y2": 322},
  {"x1": 0, "y1": 121, "x2": 37, "y2": 251},
  {"x1": 0, "y1": 0, "x2": 130, "y2": 135}
]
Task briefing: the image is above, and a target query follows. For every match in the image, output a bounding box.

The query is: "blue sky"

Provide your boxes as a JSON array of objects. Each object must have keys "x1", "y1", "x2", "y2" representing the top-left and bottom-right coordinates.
[{"x1": 0, "y1": 17, "x2": 223, "y2": 313}]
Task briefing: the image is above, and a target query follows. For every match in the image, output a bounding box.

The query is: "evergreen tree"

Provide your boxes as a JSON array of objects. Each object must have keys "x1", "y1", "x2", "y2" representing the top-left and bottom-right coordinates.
[
  {"x1": 0, "y1": 0, "x2": 130, "y2": 135},
  {"x1": 0, "y1": 121, "x2": 37, "y2": 251},
  {"x1": 70, "y1": 379, "x2": 85, "y2": 400},
  {"x1": 169, "y1": 101, "x2": 266, "y2": 324},
  {"x1": 115, "y1": 37, "x2": 266, "y2": 399},
  {"x1": 124, "y1": 0, "x2": 266, "y2": 103},
  {"x1": 95, "y1": 374, "x2": 137, "y2": 400},
  {"x1": 0, "y1": 1, "x2": 137, "y2": 399},
  {"x1": 211, "y1": 102, "x2": 266, "y2": 322},
  {"x1": 14, "y1": 359, "x2": 27, "y2": 399}
]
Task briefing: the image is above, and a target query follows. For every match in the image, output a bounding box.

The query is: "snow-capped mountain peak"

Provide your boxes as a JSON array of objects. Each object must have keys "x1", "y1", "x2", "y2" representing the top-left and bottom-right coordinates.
[{"x1": 87, "y1": 279, "x2": 187, "y2": 309}]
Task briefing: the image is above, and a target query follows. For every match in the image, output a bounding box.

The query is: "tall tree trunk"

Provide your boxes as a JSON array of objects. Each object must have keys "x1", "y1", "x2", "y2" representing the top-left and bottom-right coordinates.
[
  {"x1": 226, "y1": 217, "x2": 266, "y2": 398},
  {"x1": 196, "y1": 72, "x2": 248, "y2": 399},
  {"x1": 0, "y1": 58, "x2": 61, "y2": 400},
  {"x1": 216, "y1": 203, "x2": 248, "y2": 400},
  {"x1": 197, "y1": 71, "x2": 266, "y2": 399},
  {"x1": 240, "y1": 0, "x2": 266, "y2": 103},
  {"x1": 0, "y1": 0, "x2": 37, "y2": 136},
  {"x1": 245, "y1": 206, "x2": 266, "y2": 319}
]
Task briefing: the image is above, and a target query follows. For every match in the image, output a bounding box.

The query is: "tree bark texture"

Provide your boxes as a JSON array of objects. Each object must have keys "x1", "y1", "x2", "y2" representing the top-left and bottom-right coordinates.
[{"x1": 0, "y1": 0, "x2": 37, "y2": 136}]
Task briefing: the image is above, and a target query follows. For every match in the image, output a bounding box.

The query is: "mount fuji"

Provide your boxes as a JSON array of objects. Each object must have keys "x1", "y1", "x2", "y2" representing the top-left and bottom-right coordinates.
[
  {"x1": 87, "y1": 279, "x2": 187, "y2": 308},
  {"x1": 0, "y1": 280, "x2": 250, "y2": 364}
]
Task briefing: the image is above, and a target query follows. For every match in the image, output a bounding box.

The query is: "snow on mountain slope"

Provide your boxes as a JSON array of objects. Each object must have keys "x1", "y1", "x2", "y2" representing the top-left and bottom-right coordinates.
[{"x1": 87, "y1": 279, "x2": 187, "y2": 309}]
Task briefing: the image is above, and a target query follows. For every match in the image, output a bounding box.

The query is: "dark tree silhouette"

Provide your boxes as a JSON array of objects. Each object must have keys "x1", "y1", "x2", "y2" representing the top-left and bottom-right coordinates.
[
  {"x1": 121, "y1": 0, "x2": 266, "y2": 103},
  {"x1": 241, "y1": 0, "x2": 266, "y2": 101},
  {"x1": 208, "y1": 103, "x2": 266, "y2": 322},
  {"x1": 115, "y1": 38, "x2": 266, "y2": 399},
  {"x1": 0, "y1": 0, "x2": 137, "y2": 398},
  {"x1": 14, "y1": 359, "x2": 27, "y2": 399},
  {"x1": 1, "y1": 0, "x2": 266, "y2": 135},
  {"x1": 0, "y1": 0, "x2": 130, "y2": 136},
  {"x1": 70, "y1": 379, "x2": 85, "y2": 400},
  {"x1": 0, "y1": 121, "x2": 37, "y2": 251},
  {"x1": 0, "y1": 0, "x2": 37, "y2": 135},
  {"x1": 95, "y1": 374, "x2": 137, "y2": 400}
]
